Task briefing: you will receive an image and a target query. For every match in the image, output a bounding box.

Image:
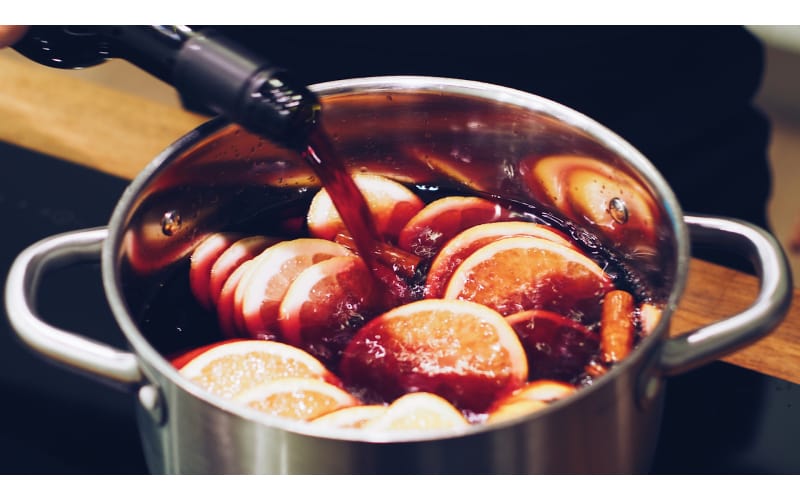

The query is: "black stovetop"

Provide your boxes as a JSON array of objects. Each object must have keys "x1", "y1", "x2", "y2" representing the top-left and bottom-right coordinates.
[{"x1": 1, "y1": 140, "x2": 798, "y2": 474}]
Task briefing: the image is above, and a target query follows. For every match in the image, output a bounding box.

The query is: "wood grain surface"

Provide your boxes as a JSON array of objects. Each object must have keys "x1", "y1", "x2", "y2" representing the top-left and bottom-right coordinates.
[
  {"x1": 0, "y1": 55, "x2": 206, "y2": 180},
  {"x1": 2, "y1": 53, "x2": 798, "y2": 384}
]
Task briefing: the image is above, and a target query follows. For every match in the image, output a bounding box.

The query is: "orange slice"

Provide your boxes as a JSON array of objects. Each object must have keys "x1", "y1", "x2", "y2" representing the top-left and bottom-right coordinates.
[
  {"x1": 397, "y1": 196, "x2": 512, "y2": 259},
  {"x1": 189, "y1": 232, "x2": 242, "y2": 309},
  {"x1": 234, "y1": 377, "x2": 360, "y2": 421},
  {"x1": 486, "y1": 398, "x2": 548, "y2": 423},
  {"x1": 639, "y1": 302, "x2": 663, "y2": 336},
  {"x1": 208, "y1": 235, "x2": 276, "y2": 307},
  {"x1": 169, "y1": 338, "x2": 241, "y2": 371},
  {"x1": 508, "y1": 379, "x2": 577, "y2": 402},
  {"x1": 238, "y1": 238, "x2": 352, "y2": 340},
  {"x1": 406, "y1": 147, "x2": 494, "y2": 192},
  {"x1": 505, "y1": 309, "x2": 598, "y2": 381},
  {"x1": 425, "y1": 221, "x2": 576, "y2": 298},
  {"x1": 444, "y1": 236, "x2": 613, "y2": 319},
  {"x1": 362, "y1": 392, "x2": 470, "y2": 432},
  {"x1": 279, "y1": 255, "x2": 380, "y2": 366},
  {"x1": 487, "y1": 380, "x2": 576, "y2": 424},
  {"x1": 175, "y1": 339, "x2": 339, "y2": 400},
  {"x1": 307, "y1": 173, "x2": 424, "y2": 242},
  {"x1": 339, "y1": 298, "x2": 528, "y2": 413},
  {"x1": 216, "y1": 260, "x2": 254, "y2": 338},
  {"x1": 309, "y1": 404, "x2": 389, "y2": 429}
]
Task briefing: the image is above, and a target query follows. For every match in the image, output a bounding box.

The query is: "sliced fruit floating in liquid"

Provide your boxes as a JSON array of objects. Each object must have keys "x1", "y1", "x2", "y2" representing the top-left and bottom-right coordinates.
[{"x1": 139, "y1": 167, "x2": 664, "y2": 428}]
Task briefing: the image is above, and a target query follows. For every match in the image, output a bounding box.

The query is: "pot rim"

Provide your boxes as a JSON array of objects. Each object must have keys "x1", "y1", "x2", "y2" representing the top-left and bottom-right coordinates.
[{"x1": 102, "y1": 75, "x2": 690, "y2": 442}]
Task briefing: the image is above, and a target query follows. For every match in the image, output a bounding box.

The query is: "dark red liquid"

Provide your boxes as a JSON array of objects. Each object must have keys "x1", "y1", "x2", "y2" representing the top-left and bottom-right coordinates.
[
  {"x1": 137, "y1": 174, "x2": 657, "y2": 384},
  {"x1": 303, "y1": 127, "x2": 412, "y2": 306},
  {"x1": 132, "y1": 121, "x2": 671, "y2": 410}
]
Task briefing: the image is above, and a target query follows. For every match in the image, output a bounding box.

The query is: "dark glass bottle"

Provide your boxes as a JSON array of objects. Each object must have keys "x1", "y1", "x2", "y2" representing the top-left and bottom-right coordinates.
[{"x1": 13, "y1": 25, "x2": 320, "y2": 152}]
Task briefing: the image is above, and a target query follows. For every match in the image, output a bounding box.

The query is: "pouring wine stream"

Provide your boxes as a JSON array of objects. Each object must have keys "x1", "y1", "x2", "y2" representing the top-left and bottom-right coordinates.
[{"x1": 303, "y1": 127, "x2": 415, "y2": 306}]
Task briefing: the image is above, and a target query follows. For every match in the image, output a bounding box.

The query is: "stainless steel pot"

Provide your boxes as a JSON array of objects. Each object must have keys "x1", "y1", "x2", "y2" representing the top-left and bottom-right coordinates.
[{"x1": 5, "y1": 76, "x2": 792, "y2": 473}]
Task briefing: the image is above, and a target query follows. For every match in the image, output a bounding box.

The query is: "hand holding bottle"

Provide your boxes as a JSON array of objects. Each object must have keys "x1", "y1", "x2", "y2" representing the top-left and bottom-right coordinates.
[
  {"x1": 0, "y1": 26, "x2": 28, "y2": 47},
  {"x1": 9, "y1": 26, "x2": 321, "y2": 152}
]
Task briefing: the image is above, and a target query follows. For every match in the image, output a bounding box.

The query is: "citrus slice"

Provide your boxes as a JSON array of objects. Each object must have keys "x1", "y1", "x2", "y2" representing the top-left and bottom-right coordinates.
[
  {"x1": 362, "y1": 392, "x2": 470, "y2": 432},
  {"x1": 175, "y1": 339, "x2": 339, "y2": 400},
  {"x1": 309, "y1": 404, "x2": 388, "y2": 429},
  {"x1": 639, "y1": 302, "x2": 663, "y2": 336},
  {"x1": 407, "y1": 147, "x2": 490, "y2": 191},
  {"x1": 505, "y1": 309, "x2": 599, "y2": 381},
  {"x1": 425, "y1": 221, "x2": 576, "y2": 298},
  {"x1": 486, "y1": 398, "x2": 548, "y2": 424},
  {"x1": 487, "y1": 380, "x2": 576, "y2": 424},
  {"x1": 208, "y1": 235, "x2": 276, "y2": 307},
  {"x1": 444, "y1": 236, "x2": 613, "y2": 319},
  {"x1": 216, "y1": 260, "x2": 254, "y2": 338},
  {"x1": 189, "y1": 232, "x2": 243, "y2": 309},
  {"x1": 397, "y1": 196, "x2": 512, "y2": 259},
  {"x1": 279, "y1": 255, "x2": 380, "y2": 366},
  {"x1": 169, "y1": 339, "x2": 241, "y2": 371},
  {"x1": 234, "y1": 377, "x2": 360, "y2": 421},
  {"x1": 307, "y1": 173, "x2": 424, "y2": 242},
  {"x1": 238, "y1": 238, "x2": 352, "y2": 340},
  {"x1": 339, "y1": 299, "x2": 528, "y2": 413},
  {"x1": 511, "y1": 379, "x2": 577, "y2": 401}
]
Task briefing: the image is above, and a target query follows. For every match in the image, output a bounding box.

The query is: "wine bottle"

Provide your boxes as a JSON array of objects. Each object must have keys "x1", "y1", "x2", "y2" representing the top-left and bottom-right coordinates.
[{"x1": 13, "y1": 25, "x2": 320, "y2": 151}]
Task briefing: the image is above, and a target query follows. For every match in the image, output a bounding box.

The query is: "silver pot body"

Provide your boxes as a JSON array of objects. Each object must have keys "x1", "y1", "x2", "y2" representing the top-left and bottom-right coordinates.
[{"x1": 5, "y1": 76, "x2": 792, "y2": 473}]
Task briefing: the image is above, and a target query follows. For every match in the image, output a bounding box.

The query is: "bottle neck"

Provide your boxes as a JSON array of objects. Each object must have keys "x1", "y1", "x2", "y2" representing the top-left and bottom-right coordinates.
[
  {"x1": 101, "y1": 26, "x2": 190, "y2": 82},
  {"x1": 14, "y1": 26, "x2": 206, "y2": 82}
]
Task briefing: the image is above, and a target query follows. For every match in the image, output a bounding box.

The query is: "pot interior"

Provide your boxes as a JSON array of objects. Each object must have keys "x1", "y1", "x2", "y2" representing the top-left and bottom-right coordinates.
[{"x1": 107, "y1": 76, "x2": 687, "y2": 434}]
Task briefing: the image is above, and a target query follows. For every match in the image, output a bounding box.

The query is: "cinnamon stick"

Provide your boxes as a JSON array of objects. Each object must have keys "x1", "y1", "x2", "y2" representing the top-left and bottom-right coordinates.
[{"x1": 600, "y1": 290, "x2": 635, "y2": 364}]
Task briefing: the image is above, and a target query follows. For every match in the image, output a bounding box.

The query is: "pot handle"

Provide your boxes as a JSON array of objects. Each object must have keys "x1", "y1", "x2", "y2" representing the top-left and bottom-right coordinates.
[
  {"x1": 660, "y1": 215, "x2": 793, "y2": 376},
  {"x1": 4, "y1": 227, "x2": 144, "y2": 389}
]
